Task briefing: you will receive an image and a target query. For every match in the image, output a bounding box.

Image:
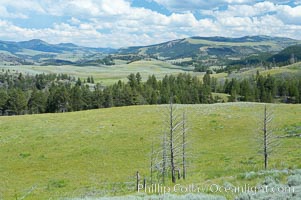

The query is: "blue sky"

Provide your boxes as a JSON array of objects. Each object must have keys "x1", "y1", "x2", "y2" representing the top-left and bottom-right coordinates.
[{"x1": 0, "y1": 0, "x2": 301, "y2": 48}]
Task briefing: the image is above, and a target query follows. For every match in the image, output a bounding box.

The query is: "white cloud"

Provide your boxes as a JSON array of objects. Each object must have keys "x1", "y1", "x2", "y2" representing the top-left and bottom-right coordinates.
[
  {"x1": 0, "y1": 5, "x2": 28, "y2": 18},
  {"x1": 0, "y1": 0, "x2": 301, "y2": 48},
  {"x1": 276, "y1": 5, "x2": 301, "y2": 24},
  {"x1": 0, "y1": 0, "x2": 45, "y2": 13},
  {"x1": 153, "y1": 0, "x2": 254, "y2": 11}
]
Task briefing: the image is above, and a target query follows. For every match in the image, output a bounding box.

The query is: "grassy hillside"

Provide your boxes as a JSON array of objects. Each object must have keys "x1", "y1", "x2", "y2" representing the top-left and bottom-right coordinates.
[
  {"x1": 1, "y1": 61, "x2": 299, "y2": 87},
  {"x1": 0, "y1": 60, "x2": 192, "y2": 85},
  {"x1": 226, "y1": 62, "x2": 301, "y2": 80},
  {"x1": 118, "y1": 36, "x2": 300, "y2": 60},
  {"x1": 0, "y1": 103, "x2": 300, "y2": 199}
]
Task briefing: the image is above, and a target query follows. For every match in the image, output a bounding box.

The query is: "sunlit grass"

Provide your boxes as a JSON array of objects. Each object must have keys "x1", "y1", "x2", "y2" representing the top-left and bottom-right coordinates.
[{"x1": 0, "y1": 103, "x2": 300, "y2": 199}]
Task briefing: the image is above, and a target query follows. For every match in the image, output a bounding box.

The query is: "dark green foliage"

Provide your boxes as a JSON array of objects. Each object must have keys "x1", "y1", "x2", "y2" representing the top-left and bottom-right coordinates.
[
  {"x1": 0, "y1": 89, "x2": 9, "y2": 114},
  {"x1": 7, "y1": 88, "x2": 27, "y2": 115},
  {"x1": 0, "y1": 69, "x2": 300, "y2": 116},
  {"x1": 223, "y1": 45, "x2": 301, "y2": 73},
  {"x1": 47, "y1": 83, "x2": 70, "y2": 112},
  {"x1": 28, "y1": 88, "x2": 47, "y2": 114},
  {"x1": 268, "y1": 44, "x2": 301, "y2": 65},
  {"x1": 70, "y1": 85, "x2": 84, "y2": 111},
  {"x1": 222, "y1": 72, "x2": 300, "y2": 103},
  {"x1": 194, "y1": 64, "x2": 209, "y2": 72}
]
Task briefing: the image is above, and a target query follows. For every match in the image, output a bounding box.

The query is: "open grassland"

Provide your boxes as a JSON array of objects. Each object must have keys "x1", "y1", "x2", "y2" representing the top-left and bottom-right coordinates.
[
  {"x1": 227, "y1": 62, "x2": 301, "y2": 80},
  {"x1": 1, "y1": 61, "x2": 300, "y2": 86},
  {"x1": 0, "y1": 103, "x2": 300, "y2": 199},
  {"x1": 0, "y1": 60, "x2": 192, "y2": 85},
  {"x1": 185, "y1": 38, "x2": 278, "y2": 48}
]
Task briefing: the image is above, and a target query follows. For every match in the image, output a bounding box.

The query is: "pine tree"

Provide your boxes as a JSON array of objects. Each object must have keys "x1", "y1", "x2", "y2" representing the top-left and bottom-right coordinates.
[
  {"x1": 103, "y1": 88, "x2": 113, "y2": 108},
  {"x1": 136, "y1": 72, "x2": 142, "y2": 85},
  {"x1": 28, "y1": 88, "x2": 47, "y2": 114},
  {"x1": 128, "y1": 73, "x2": 138, "y2": 89},
  {"x1": 7, "y1": 88, "x2": 27, "y2": 115},
  {"x1": 0, "y1": 89, "x2": 9, "y2": 114},
  {"x1": 76, "y1": 78, "x2": 82, "y2": 86},
  {"x1": 70, "y1": 85, "x2": 84, "y2": 111}
]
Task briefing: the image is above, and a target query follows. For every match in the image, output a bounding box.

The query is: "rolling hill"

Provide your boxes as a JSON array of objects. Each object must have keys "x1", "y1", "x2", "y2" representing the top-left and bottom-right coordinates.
[
  {"x1": 268, "y1": 44, "x2": 301, "y2": 65},
  {"x1": 0, "y1": 39, "x2": 116, "y2": 65},
  {"x1": 0, "y1": 36, "x2": 300, "y2": 67},
  {"x1": 117, "y1": 35, "x2": 300, "y2": 60},
  {"x1": 0, "y1": 39, "x2": 116, "y2": 54},
  {"x1": 0, "y1": 103, "x2": 300, "y2": 199}
]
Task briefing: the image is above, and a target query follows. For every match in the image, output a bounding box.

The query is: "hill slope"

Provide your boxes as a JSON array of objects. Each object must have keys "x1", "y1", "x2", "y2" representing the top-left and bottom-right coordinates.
[
  {"x1": 268, "y1": 44, "x2": 301, "y2": 65},
  {"x1": 117, "y1": 36, "x2": 300, "y2": 60},
  {"x1": 0, "y1": 36, "x2": 300, "y2": 66},
  {"x1": 0, "y1": 103, "x2": 300, "y2": 199},
  {"x1": 0, "y1": 39, "x2": 116, "y2": 65}
]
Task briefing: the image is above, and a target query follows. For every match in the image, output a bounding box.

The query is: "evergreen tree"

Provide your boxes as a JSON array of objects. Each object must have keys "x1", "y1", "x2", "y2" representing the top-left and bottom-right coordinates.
[
  {"x1": 136, "y1": 72, "x2": 142, "y2": 85},
  {"x1": 81, "y1": 85, "x2": 93, "y2": 109},
  {"x1": 240, "y1": 79, "x2": 254, "y2": 101},
  {"x1": 203, "y1": 71, "x2": 211, "y2": 86},
  {"x1": 128, "y1": 73, "x2": 138, "y2": 89},
  {"x1": 28, "y1": 88, "x2": 47, "y2": 114},
  {"x1": 7, "y1": 88, "x2": 27, "y2": 115},
  {"x1": 76, "y1": 78, "x2": 82, "y2": 86},
  {"x1": 0, "y1": 89, "x2": 8, "y2": 114},
  {"x1": 103, "y1": 87, "x2": 113, "y2": 108},
  {"x1": 70, "y1": 85, "x2": 84, "y2": 111},
  {"x1": 47, "y1": 84, "x2": 70, "y2": 112},
  {"x1": 92, "y1": 84, "x2": 104, "y2": 108}
]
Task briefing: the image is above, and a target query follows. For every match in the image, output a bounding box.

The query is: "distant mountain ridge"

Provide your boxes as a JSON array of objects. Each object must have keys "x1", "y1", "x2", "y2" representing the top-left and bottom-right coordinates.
[
  {"x1": 0, "y1": 39, "x2": 116, "y2": 65},
  {"x1": 0, "y1": 39, "x2": 116, "y2": 54},
  {"x1": 117, "y1": 35, "x2": 300, "y2": 59},
  {"x1": 0, "y1": 35, "x2": 300, "y2": 66}
]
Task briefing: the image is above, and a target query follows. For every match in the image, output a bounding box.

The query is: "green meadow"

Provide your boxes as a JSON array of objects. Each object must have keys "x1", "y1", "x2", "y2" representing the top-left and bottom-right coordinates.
[
  {"x1": 227, "y1": 62, "x2": 301, "y2": 80},
  {"x1": 0, "y1": 103, "x2": 300, "y2": 199},
  {"x1": 0, "y1": 60, "x2": 193, "y2": 85}
]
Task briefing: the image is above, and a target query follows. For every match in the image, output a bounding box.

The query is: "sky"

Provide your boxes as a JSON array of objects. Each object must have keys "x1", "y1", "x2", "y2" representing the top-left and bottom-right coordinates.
[{"x1": 0, "y1": 0, "x2": 301, "y2": 48}]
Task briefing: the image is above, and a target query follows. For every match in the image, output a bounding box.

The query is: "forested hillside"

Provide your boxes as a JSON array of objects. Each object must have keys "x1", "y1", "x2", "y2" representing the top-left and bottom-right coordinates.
[{"x1": 1, "y1": 68, "x2": 301, "y2": 116}]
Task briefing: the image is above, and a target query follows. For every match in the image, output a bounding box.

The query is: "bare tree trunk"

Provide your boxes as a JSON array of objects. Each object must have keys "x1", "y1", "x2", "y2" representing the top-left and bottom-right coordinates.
[
  {"x1": 263, "y1": 105, "x2": 268, "y2": 170},
  {"x1": 260, "y1": 105, "x2": 278, "y2": 170},
  {"x1": 169, "y1": 99, "x2": 176, "y2": 183},
  {"x1": 150, "y1": 140, "x2": 154, "y2": 185},
  {"x1": 162, "y1": 130, "x2": 167, "y2": 184},
  {"x1": 136, "y1": 171, "x2": 140, "y2": 191},
  {"x1": 182, "y1": 111, "x2": 187, "y2": 180},
  {"x1": 177, "y1": 168, "x2": 181, "y2": 180},
  {"x1": 154, "y1": 98, "x2": 189, "y2": 184}
]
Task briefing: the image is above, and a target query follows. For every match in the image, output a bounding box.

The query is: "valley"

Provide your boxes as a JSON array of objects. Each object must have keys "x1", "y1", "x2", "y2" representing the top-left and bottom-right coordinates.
[{"x1": 1, "y1": 35, "x2": 301, "y2": 200}]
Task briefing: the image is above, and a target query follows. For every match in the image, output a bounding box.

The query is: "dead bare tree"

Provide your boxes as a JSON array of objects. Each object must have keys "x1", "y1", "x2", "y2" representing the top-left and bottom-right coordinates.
[
  {"x1": 151, "y1": 99, "x2": 190, "y2": 184},
  {"x1": 136, "y1": 171, "x2": 140, "y2": 191},
  {"x1": 259, "y1": 105, "x2": 279, "y2": 170},
  {"x1": 150, "y1": 140, "x2": 154, "y2": 185},
  {"x1": 182, "y1": 111, "x2": 187, "y2": 180},
  {"x1": 168, "y1": 99, "x2": 177, "y2": 183},
  {"x1": 162, "y1": 129, "x2": 168, "y2": 184},
  {"x1": 164, "y1": 98, "x2": 187, "y2": 183}
]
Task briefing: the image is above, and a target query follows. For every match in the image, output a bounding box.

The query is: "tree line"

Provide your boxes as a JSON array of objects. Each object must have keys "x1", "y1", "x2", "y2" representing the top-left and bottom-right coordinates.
[
  {"x1": 0, "y1": 70, "x2": 300, "y2": 115},
  {"x1": 222, "y1": 71, "x2": 301, "y2": 103},
  {"x1": 0, "y1": 71, "x2": 212, "y2": 115}
]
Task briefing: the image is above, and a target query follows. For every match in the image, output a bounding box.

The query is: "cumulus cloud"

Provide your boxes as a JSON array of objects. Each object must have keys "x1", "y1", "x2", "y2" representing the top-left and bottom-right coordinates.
[
  {"x1": 0, "y1": 0, "x2": 301, "y2": 47},
  {"x1": 0, "y1": 5, "x2": 28, "y2": 18},
  {"x1": 0, "y1": 0, "x2": 45, "y2": 13},
  {"x1": 153, "y1": 0, "x2": 255, "y2": 11}
]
